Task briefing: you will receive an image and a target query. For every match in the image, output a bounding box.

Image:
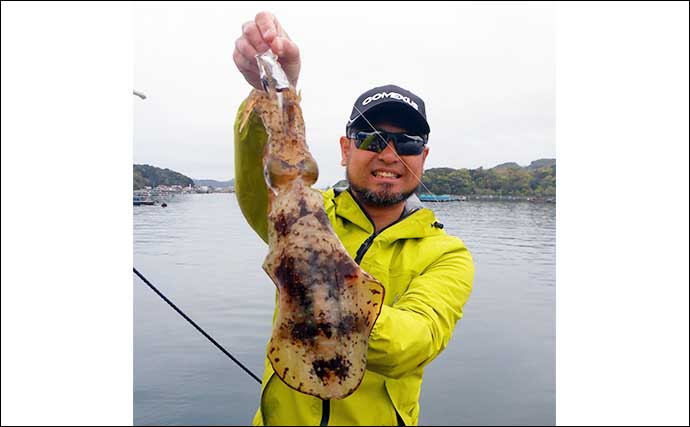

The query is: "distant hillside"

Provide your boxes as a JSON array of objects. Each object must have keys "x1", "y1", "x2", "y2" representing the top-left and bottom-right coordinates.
[
  {"x1": 491, "y1": 162, "x2": 522, "y2": 171},
  {"x1": 194, "y1": 179, "x2": 234, "y2": 188},
  {"x1": 133, "y1": 164, "x2": 194, "y2": 190},
  {"x1": 422, "y1": 158, "x2": 555, "y2": 197},
  {"x1": 490, "y1": 159, "x2": 555, "y2": 171},
  {"x1": 526, "y1": 158, "x2": 556, "y2": 170}
]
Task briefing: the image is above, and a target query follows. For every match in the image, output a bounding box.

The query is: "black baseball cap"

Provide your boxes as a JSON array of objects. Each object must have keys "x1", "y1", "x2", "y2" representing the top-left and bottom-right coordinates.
[{"x1": 346, "y1": 84, "x2": 430, "y2": 136}]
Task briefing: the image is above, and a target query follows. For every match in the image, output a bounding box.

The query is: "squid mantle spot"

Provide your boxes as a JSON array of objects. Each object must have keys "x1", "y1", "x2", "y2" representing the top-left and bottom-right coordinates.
[
  {"x1": 291, "y1": 321, "x2": 319, "y2": 344},
  {"x1": 274, "y1": 256, "x2": 312, "y2": 309},
  {"x1": 274, "y1": 212, "x2": 297, "y2": 237},
  {"x1": 312, "y1": 355, "x2": 352, "y2": 383}
]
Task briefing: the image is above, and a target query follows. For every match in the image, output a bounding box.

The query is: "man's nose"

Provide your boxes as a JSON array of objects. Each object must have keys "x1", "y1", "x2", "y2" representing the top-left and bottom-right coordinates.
[{"x1": 377, "y1": 140, "x2": 399, "y2": 162}]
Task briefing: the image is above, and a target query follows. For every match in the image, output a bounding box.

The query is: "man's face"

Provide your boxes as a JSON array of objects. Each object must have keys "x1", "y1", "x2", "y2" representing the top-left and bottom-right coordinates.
[{"x1": 339, "y1": 122, "x2": 429, "y2": 207}]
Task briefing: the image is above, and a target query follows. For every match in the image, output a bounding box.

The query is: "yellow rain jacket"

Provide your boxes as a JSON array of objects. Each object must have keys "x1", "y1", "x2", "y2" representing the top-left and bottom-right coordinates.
[{"x1": 234, "y1": 103, "x2": 474, "y2": 426}]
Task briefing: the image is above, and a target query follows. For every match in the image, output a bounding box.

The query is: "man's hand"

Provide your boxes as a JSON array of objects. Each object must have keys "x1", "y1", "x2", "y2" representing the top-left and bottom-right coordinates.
[{"x1": 233, "y1": 11, "x2": 301, "y2": 90}]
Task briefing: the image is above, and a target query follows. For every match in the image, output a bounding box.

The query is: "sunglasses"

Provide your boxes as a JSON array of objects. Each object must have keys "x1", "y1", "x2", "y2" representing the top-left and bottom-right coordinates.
[{"x1": 349, "y1": 130, "x2": 428, "y2": 156}]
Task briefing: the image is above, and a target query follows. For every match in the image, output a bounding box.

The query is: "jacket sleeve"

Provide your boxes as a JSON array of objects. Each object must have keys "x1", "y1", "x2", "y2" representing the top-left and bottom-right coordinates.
[
  {"x1": 366, "y1": 242, "x2": 474, "y2": 379},
  {"x1": 234, "y1": 99, "x2": 269, "y2": 243}
]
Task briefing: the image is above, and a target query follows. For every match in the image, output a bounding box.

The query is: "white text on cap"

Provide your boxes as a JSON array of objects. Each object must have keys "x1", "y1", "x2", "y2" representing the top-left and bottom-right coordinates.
[{"x1": 361, "y1": 91, "x2": 419, "y2": 110}]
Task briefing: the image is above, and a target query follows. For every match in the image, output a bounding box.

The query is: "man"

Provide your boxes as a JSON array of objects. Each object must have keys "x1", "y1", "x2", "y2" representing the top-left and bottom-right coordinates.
[{"x1": 233, "y1": 12, "x2": 474, "y2": 426}]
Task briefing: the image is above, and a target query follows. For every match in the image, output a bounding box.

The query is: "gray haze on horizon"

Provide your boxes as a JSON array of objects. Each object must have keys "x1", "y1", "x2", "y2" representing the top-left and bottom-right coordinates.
[{"x1": 134, "y1": 3, "x2": 555, "y2": 184}]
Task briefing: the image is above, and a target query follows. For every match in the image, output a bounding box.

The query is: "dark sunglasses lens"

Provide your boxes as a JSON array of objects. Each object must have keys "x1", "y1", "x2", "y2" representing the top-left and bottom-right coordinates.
[
  {"x1": 394, "y1": 135, "x2": 426, "y2": 155},
  {"x1": 355, "y1": 132, "x2": 384, "y2": 152}
]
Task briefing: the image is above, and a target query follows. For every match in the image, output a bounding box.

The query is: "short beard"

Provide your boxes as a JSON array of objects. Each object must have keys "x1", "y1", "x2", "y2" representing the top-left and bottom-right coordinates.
[{"x1": 348, "y1": 177, "x2": 418, "y2": 207}]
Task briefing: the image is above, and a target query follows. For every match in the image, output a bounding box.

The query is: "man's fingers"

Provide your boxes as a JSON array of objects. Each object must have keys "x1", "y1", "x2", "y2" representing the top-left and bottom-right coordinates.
[
  {"x1": 271, "y1": 38, "x2": 283, "y2": 56},
  {"x1": 274, "y1": 19, "x2": 290, "y2": 40},
  {"x1": 242, "y1": 21, "x2": 270, "y2": 53},
  {"x1": 277, "y1": 37, "x2": 300, "y2": 64},
  {"x1": 233, "y1": 49, "x2": 262, "y2": 89},
  {"x1": 235, "y1": 37, "x2": 258, "y2": 64},
  {"x1": 233, "y1": 47, "x2": 255, "y2": 73},
  {"x1": 255, "y1": 11, "x2": 278, "y2": 43},
  {"x1": 270, "y1": 37, "x2": 300, "y2": 64}
]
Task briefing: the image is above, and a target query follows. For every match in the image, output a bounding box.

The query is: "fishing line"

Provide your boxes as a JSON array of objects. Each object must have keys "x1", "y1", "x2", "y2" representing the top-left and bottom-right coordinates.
[
  {"x1": 131, "y1": 87, "x2": 261, "y2": 386},
  {"x1": 133, "y1": 267, "x2": 262, "y2": 385},
  {"x1": 351, "y1": 104, "x2": 438, "y2": 197}
]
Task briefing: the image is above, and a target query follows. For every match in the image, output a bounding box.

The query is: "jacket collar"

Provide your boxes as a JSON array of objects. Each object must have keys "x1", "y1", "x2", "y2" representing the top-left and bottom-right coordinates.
[
  {"x1": 402, "y1": 193, "x2": 424, "y2": 216},
  {"x1": 333, "y1": 188, "x2": 442, "y2": 240}
]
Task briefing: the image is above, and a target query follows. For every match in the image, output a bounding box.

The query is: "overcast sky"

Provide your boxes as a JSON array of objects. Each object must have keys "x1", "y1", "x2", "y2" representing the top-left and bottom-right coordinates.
[{"x1": 134, "y1": 2, "x2": 554, "y2": 185}]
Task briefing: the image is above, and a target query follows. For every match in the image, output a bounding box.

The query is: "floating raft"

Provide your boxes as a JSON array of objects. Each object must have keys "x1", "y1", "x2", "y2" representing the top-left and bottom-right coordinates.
[{"x1": 419, "y1": 194, "x2": 466, "y2": 202}]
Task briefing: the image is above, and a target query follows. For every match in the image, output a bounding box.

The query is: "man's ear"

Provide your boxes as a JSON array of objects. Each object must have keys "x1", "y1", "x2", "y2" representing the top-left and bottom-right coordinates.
[{"x1": 339, "y1": 136, "x2": 351, "y2": 166}]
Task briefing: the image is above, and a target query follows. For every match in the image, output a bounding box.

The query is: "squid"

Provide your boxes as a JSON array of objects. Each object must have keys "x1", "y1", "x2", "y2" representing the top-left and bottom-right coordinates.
[{"x1": 238, "y1": 51, "x2": 384, "y2": 400}]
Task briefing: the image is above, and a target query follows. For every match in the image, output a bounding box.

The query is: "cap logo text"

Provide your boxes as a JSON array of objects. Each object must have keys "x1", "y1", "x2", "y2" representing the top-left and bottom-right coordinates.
[{"x1": 362, "y1": 91, "x2": 419, "y2": 110}]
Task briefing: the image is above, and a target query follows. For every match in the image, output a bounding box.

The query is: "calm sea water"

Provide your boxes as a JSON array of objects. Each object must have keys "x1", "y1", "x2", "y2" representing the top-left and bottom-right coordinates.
[{"x1": 134, "y1": 193, "x2": 555, "y2": 426}]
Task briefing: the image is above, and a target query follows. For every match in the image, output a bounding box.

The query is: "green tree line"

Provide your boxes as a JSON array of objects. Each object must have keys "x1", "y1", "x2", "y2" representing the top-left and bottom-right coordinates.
[
  {"x1": 421, "y1": 159, "x2": 556, "y2": 196},
  {"x1": 133, "y1": 164, "x2": 194, "y2": 190}
]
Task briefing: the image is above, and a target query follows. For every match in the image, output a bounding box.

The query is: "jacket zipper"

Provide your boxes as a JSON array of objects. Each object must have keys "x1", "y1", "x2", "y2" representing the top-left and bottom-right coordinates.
[
  {"x1": 319, "y1": 191, "x2": 420, "y2": 426},
  {"x1": 319, "y1": 399, "x2": 330, "y2": 426},
  {"x1": 354, "y1": 210, "x2": 420, "y2": 264},
  {"x1": 355, "y1": 233, "x2": 377, "y2": 264}
]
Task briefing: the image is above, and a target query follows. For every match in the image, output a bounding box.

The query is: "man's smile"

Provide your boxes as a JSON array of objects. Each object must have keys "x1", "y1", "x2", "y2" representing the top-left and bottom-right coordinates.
[{"x1": 371, "y1": 169, "x2": 402, "y2": 181}]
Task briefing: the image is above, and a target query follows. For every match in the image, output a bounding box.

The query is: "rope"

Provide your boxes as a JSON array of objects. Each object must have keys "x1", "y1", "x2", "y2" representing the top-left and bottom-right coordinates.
[{"x1": 133, "y1": 267, "x2": 262, "y2": 385}]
